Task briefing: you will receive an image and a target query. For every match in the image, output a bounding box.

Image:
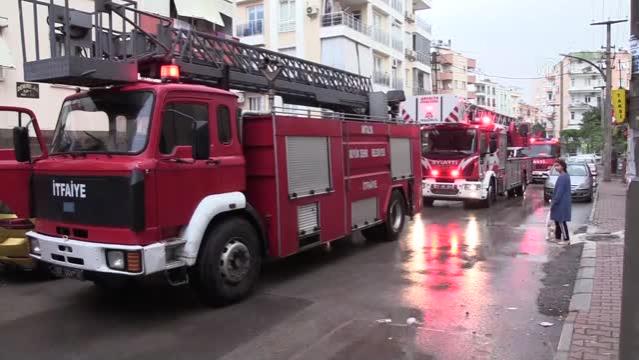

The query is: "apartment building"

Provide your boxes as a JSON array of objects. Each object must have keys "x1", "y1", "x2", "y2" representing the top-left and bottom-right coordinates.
[
  {"x1": 474, "y1": 78, "x2": 521, "y2": 118},
  {"x1": 234, "y1": 0, "x2": 433, "y2": 111},
  {"x1": 518, "y1": 102, "x2": 542, "y2": 124},
  {"x1": 537, "y1": 50, "x2": 632, "y2": 137},
  {"x1": 0, "y1": 0, "x2": 233, "y2": 136},
  {"x1": 432, "y1": 40, "x2": 476, "y2": 100}
]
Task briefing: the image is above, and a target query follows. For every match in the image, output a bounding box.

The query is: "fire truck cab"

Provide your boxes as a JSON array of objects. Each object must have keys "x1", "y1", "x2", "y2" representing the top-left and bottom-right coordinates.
[
  {"x1": 526, "y1": 137, "x2": 561, "y2": 183},
  {"x1": 4, "y1": 1, "x2": 422, "y2": 305}
]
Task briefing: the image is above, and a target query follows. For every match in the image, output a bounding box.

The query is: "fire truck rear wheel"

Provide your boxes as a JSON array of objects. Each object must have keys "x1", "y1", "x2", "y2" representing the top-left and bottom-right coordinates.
[
  {"x1": 193, "y1": 217, "x2": 261, "y2": 306},
  {"x1": 363, "y1": 191, "x2": 406, "y2": 242}
]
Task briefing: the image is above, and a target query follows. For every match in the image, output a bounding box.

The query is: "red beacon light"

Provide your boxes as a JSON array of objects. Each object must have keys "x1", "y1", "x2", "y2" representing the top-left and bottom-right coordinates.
[
  {"x1": 431, "y1": 169, "x2": 440, "y2": 177},
  {"x1": 481, "y1": 115, "x2": 492, "y2": 125},
  {"x1": 450, "y1": 169, "x2": 460, "y2": 178},
  {"x1": 530, "y1": 138, "x2": 536, "y2": 143},
  {"x1": 160, "y1": 64, "x2": 181, "y2": 81}
]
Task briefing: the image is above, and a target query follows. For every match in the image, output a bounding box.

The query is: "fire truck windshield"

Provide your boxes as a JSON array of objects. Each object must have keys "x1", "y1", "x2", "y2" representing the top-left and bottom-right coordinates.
[
  {"x1": 523, "y1": 144, "x2": 560, "y2": 158},
  {"x1": 50, "y1": 91, "x2": 154, "y2": 155},
  {"x1": 422, "y1": 129, "x2": 477, "y2": 156}
]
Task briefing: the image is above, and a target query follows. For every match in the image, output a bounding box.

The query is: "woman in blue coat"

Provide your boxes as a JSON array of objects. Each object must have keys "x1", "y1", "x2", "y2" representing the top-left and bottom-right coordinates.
[{"x1": 551, "y1": 159, "x2": 572, "y2": 243}]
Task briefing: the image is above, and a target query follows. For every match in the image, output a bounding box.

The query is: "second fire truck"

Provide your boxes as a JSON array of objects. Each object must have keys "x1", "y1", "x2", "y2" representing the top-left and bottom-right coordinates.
[
  {"x1": 526, "y1": 137, "x2": 562, "y2": 183},
  {"x1": 2, "y1": 1, "x2": 422, "y2": 305},
  {"x1": 403, "y1": 95, "x2": 532, "y2": 208}
]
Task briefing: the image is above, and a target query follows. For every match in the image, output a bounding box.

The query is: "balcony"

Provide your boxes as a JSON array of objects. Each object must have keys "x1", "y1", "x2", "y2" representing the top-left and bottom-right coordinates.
[
  {"x1": 468, "y1": 75, "x2": 476, "y2": 84},
  {"x1": 279, "y1": 20, "x2": 296, "y2": 33},
  {"x1": 437, "y1": 53, "x2": 454, "y2": 65},
  {"x1": 467, "y1": 91, "x2": 476, "y2": 100},
  {"x1": 321, "y1": 12, "x2": 371, "y2": 36},
  {"x1": 391, "y1": 77, "x2": 404, "y2": 90},
  {"x1": 415, "y1": 51, "x2": 429, "y2": 66},
  {"x1": 236, "y1": 20, "x2": 264, "y2": 37},
  {"x1": 438, "y1": 71, "x2": 454, "y2": 81},
  {"x1": 373, "y1": 71, "x2": 390, "y2": 86},
  {"x1": 568, "y1": 87, "x2": 601, "y2": 94},
  {"x1": 467, "y1": 58, "x2": 477, "y2": 70},
  {"x1": 415, "y1": 18, "x2": 432, "y2": 35},
  {"x1": 413, "y1": 0, "x2": 432, "y2": 10}
]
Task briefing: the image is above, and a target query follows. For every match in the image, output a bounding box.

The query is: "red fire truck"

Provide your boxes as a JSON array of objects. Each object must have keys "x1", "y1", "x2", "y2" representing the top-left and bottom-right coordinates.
[
  {"x1": 525, "y1": 137, "x2": 561, "y2": 183},
  {"x1": 402, "y1": 95, "x2": 532, "y2": 208},
  {"x1": 3, "y1": 1, "x2": 421, "y2": 305}
]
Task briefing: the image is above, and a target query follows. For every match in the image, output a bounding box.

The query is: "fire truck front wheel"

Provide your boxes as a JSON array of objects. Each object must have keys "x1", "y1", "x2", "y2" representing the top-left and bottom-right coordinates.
[{"x1": 193, "y1": 218, "x2": 262, "y2": 307}]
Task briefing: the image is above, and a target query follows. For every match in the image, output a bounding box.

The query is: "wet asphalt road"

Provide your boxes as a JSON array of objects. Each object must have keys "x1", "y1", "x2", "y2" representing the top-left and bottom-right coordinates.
[{"x1": 0, "y1": 185, "x2": 592, "y2": 360}]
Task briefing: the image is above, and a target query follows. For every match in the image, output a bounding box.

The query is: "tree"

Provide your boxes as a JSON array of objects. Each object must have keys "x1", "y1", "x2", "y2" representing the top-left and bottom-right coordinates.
[
  {"x1": 560, "y1": 129, "x2": 581, "y2": 155},
  {"x1": 532, "y1": 123, "x2": 546, "y2": 137},
  {"x1": 579, "y1": 108, "x2": 603, "y2": 154}
]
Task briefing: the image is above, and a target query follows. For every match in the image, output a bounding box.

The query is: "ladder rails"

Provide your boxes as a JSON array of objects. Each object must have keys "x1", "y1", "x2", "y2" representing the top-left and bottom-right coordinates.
[{"x1": 17, "y1": 0, "x2": 392, "y2": 114}]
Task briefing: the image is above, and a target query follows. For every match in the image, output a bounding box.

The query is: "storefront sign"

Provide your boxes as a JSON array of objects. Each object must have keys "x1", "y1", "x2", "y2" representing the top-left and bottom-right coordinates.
[{"x1": 16, "y1": 82, "x2": 39, "y2": 99}]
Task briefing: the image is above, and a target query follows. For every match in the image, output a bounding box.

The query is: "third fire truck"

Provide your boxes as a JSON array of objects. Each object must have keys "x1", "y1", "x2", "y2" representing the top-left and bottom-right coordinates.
[
  {"x1": 402, "y1": 95, "x2": 532, "y2": 208},
  {"x1": 526, "y1": 137, "x2": 561, "y2": 183},
  {"x1": 2, "y1": 0, "x2": 421, "y2": 305}
]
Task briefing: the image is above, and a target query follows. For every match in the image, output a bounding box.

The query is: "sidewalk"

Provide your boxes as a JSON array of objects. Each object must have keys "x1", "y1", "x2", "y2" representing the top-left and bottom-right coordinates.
[{"x1": 556, "y1": 179, "x2": 626, "y2": 360}]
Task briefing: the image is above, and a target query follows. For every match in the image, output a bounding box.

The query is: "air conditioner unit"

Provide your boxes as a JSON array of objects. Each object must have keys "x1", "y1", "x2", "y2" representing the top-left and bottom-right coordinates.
[
  {"x1": 306, "y1": 6, "x2": 319, "y2": 17},
  {"x1": 404, "y1": 49, "x2": 417, "y2": 60},
  {"x1": 405, "y1": 12, "x2": 415, "y2": 23}
]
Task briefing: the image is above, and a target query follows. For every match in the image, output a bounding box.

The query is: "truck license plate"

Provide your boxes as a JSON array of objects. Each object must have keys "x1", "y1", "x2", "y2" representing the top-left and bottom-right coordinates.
[
  {"x1": 50, "y1": 265, "x2": 84, "y2": 280},
  {"x1": 434, "y1": 184, "x2": 454, "y2": 190}
]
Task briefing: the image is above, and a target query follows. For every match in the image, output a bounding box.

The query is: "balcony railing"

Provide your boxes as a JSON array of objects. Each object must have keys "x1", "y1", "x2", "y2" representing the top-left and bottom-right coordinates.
[
  {"x1": 372, "y1": 27, "x2": 390, "y2": 46},
  {"x1": 236, "y1": 20, "x2": 264, "y2": 37},
  {"x1": 415, "y1": 18, "x2": 432, "y2": 34},
  {"x1": 391, "y1": 36, "x2": 403, "y2": 52},
  {"x1": 321, "y1": 12, "x2": 371, "y2": 36},
  {"x1": 373, "y1": 71, "x2": 390, "y2": 86},
  {"x1": 416, "y1": 51, "x2": 430, "y2": 65},
  {"x1": 279, "y1": 20, "x2": 296, "y2": 32},
  {"x1": 391, "y1": 77, "x2": 404, "y2": 90}
]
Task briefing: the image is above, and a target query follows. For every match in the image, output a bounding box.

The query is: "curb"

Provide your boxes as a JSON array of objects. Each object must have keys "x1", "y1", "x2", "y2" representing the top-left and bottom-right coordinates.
[
  {"x1": 554, "y1": 189, "x2": 600, "y2": 360},
  {"x1": 553, "y1": 242, "x2": 597, "y2": 360}
]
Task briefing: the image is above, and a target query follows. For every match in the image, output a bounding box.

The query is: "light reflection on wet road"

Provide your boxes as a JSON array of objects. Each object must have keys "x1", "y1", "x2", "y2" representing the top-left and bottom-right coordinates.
[{"x1": 0, "y1": 186, "x2": 592, "y2": 360}]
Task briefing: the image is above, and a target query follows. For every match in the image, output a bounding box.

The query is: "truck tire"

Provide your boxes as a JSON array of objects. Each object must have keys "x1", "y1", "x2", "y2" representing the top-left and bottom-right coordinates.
[
  {"x1": 480, "y1": 180, "x2": 495, "y2": 209},
  {"x1": 364, "y1": 191, "x2": 406, "y2": 242},
  {"x1": 193, "y1": 217, "x2": 261, "y2": 307}
]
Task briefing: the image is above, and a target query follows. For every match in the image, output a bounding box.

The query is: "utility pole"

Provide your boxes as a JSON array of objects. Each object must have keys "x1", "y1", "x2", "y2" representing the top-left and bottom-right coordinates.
[
  {"x1": 621, "y1": 1, "x2": 639, "y2": 358},
  {"x1": 592, "y1": 19, "x2": 627, "y2": 182},
  {"x1": 560, "y1": 60, "x2": 565, "y2": 136}
]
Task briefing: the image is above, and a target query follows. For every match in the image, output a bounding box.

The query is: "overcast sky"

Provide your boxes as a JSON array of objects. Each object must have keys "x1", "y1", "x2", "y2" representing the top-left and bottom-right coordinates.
[{"x1": 422, "y1": 0, "x2": 631, "y2": 102}]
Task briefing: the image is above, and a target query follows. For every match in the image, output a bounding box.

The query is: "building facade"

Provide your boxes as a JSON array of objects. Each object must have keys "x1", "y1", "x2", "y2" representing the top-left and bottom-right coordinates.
[
  {"x1": 518, "y1": 102, "x2": 542, "y2": 124},
  {"x1": 234, "y1": 0, "x2": 433, "y2": 111},
  {"x1": 0, "y1": 0, "x2": 234, "y2": 137},
  {"x1": 431, "y1": 40, "x2": 476, "y2": 100},
  {"x1": 536, "y1": 50, "x2": 632, "y2": 137},
  {"x1": 474, "y1": 78, "x2": 521, "y2": 118}
]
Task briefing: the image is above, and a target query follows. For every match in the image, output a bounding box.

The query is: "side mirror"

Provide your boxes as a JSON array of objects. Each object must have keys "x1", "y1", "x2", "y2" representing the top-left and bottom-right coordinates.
[
  {"x1": 13, "y1": 127, "x2": 31, "y2": 163},
  {"x1": 192, "y1": 121, "x2": 210, "y2": 160}
]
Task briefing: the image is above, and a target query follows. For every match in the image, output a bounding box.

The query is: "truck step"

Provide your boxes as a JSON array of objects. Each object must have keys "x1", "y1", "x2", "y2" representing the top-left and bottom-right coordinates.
[{"x1": 165, "y1": 265, "x2": 189, "y2": 287}]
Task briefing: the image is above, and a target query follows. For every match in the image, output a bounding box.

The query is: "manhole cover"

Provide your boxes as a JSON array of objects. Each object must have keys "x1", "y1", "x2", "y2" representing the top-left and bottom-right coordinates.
[{"x1": 585, "y1": 234, "x2": 621, "y2": 242}]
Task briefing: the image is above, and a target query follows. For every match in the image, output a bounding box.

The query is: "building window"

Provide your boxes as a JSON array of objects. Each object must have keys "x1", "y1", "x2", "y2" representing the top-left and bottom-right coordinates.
[
  {"x1": 547, "y1": 92, "x2": 552, "y2": 101},
  {"x1": 570, "y1": 112, "x2": 575, "y2": 120},
  {"x1": 247, "y1": 4, "x2": 264, "y2": 34},
  {"x1": 586, "y1": 78, "x2": 591, "y2": 86},
  {"x1": 279, "y1": 47, "x2": 296, "y2": 56},
  {"x1": 373, "y1": 55, "x2": 383, "y2": 73},
  {"x1": 248, "y1": 96, "x2": 263, "y2": 111},
  {"x1": 279, "y1": 0, "x2": 296, "y2": 32},
  {"x1": 585, "y1": 96, "x2": 591, "y2": 103}
]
